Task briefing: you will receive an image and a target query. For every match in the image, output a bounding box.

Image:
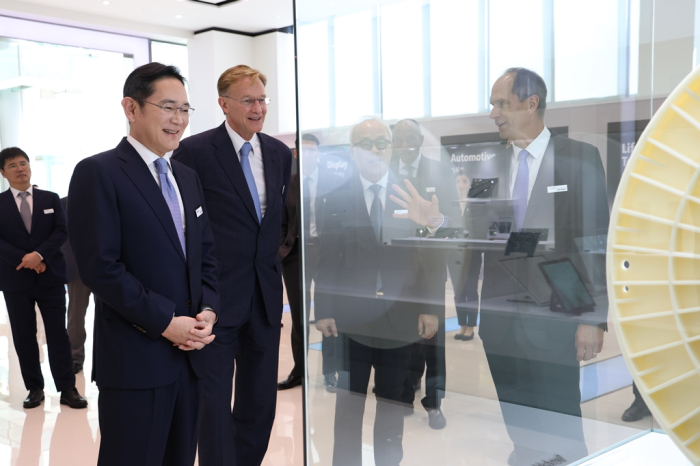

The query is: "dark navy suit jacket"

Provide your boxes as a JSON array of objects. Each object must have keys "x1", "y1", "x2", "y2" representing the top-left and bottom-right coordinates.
[
  {"x1": 314, "y1": 172, "x2": 432, "y2": 349},
  {"x1": 173, "y1": 123, "x2": 293, "y2": 327},
  {"x1": 0, "y1": 188, "x2": 68, "y2": 292},
  {"x1": 67, "y1": 138, "x2": 219, "y2": 389}
]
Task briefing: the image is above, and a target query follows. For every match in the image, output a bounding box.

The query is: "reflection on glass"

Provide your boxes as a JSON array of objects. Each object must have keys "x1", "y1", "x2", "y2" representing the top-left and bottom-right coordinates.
[{"x1": 298, "y1": 1, "x2": 660, "y2": 464}]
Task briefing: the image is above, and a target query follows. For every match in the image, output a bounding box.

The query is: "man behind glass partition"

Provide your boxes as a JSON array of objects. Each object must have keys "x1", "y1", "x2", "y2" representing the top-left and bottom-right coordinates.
[
  {"x1": 391, "y1": 118, "x2": 462, "y2": 429},
  {"x1": 463, "y1": 68, "x2": 609, "y2": 465},
  {"x1": 314, "y1": 117, "x2": 444, "y2": 465}
]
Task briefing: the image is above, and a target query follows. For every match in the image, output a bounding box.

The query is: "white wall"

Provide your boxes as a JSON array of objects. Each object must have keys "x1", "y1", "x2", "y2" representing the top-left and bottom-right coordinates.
[
  {"x1": 187, "y1": 30, "x2": 297, "y2": 138},
  {"x1": 187, "y1": 30, "x2": 254, "y2": 135}
]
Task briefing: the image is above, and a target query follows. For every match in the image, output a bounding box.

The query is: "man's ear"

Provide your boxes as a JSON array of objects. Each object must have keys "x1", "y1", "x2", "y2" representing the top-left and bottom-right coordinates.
[
  {"x1": 122, "y1": 97, "x2": 138, "y2": 123},
  {"x1": 528, "y1": 95, "x2": 540, "y2": 114}
]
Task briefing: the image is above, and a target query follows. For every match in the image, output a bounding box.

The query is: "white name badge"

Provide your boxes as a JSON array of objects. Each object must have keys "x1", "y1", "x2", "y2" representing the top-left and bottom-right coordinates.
[
  {"x1": 426, "y1": 187, "x2": 436, "y2": 193},
  {"x1": 44, "y1": 209, "x2": 54, "y2": 214},
  {"x1": 394, "y1": 209, "x2": 408, "y2": 215},
  {"x1": 196, "y1": 206, "x2": 203, "y2": 217},
  {"x1": 547, "y1": 185, "x2": 568, "y2": 194}
]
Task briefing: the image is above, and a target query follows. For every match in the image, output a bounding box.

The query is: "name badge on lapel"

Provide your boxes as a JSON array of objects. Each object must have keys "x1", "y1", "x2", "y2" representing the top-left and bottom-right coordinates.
[
  {"x1": 44, "y1": 209, "x2": 54, "y2": 214},
  {"x1": 196, "y1": 206, "x2": 203, "y2": 217},
  {"x1": 547, "y1": 185, "x2": 568, "y2": 194}
]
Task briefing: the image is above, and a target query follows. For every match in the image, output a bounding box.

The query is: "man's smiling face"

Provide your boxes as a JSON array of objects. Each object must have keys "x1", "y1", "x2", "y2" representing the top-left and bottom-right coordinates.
[
  {"x1": 220, "y1": 77, "x2": 267, "y2": 140},
  {"x1": 489, "y1": 73, "x2": 532, "y2": 141},
  {"x1": 125, "y1": 77, "x2": 189, "y2": 156}
]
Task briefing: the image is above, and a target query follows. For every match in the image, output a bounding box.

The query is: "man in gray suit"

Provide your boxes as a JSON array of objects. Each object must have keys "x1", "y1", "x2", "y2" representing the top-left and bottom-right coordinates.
[{"x1": 60, "y1": 197, "x2": 92, "y2": 374}]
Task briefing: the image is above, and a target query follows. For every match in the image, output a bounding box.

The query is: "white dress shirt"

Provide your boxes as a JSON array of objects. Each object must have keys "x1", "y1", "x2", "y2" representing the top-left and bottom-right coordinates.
[
  {"x1": 398, "y1": 154, "x2": 421, "y2": 177},
  {"x1": 304, "y1": 167, "x2": 319, "y2": 238},
  {"x1": 225, "y1": 121, "x2": 268, "y2": 217},
  {"x1": 127, "y1": 135, "x2": 186, "y2": 232},
  {"x1": 359, "y1": 171, "x2": 389, "y2": 216},
  {"x1": 10, "y1": 185, "x2": 34, "y2": 213},
  {"x1": 509, "y1": 126, "x2": 551, "y2": 203}
]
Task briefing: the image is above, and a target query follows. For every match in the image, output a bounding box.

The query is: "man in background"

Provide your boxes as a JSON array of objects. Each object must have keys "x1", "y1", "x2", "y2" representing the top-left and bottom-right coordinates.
[
  {"x1": 391, "y1": 118, "x2": 460, "y2": 429},
  {"x1": 0, "y1": 147, "x2": 87, "y2": 410},
  {"x1": 173, "y1": 65, "x2": 292, "y2": 466},
  {"x1": 60, "y1": 196, "x2": 92, "y2": 375},
  {"x1": 277, "y1": 133, "x2": 338, "y2": 392}
]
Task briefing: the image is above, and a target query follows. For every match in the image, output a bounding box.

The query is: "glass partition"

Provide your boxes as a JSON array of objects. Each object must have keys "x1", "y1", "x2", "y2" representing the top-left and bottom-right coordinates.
[{"x1": 294, "y1": 0, "x2": 675, "y2": 464}]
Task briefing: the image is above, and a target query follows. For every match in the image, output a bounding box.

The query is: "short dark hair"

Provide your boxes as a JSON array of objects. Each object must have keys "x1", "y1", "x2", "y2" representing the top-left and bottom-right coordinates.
[
  {"x1": 301, "y1": 133, "x2": 320, "y2": 147},
  {"x1": 123, "y1": 62, "x2": 186, "y2": 106},
  {"x1": 0, "y1": 147, "x2": 29, "y2": 171},
  {"x1": 504, "y1": 67, "x2": 547, "y2": 119}
]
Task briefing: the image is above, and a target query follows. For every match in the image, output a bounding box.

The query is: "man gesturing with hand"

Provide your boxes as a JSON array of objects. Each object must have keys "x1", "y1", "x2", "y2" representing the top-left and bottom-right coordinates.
[{"x1": 68, "y1": 63, "x2": 219, "y2": 466}]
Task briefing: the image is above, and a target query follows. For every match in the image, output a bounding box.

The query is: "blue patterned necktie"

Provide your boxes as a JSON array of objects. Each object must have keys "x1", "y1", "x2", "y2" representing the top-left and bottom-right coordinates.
[
  {"x1": 154, "y1": 157, "x2": 186, "y2": 258},
  {"x1": 513, "y1": 149, "x2": 530, "y2": 231},
  {"x1": 240, "y1": 142, "x2": 262, "y2": 223}
]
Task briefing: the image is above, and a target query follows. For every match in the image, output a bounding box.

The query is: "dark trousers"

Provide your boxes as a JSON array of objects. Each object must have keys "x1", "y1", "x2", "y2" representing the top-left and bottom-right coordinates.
[
  {"x1": 333, "y1": 335, "x2": 412, "y2": 466},
  {"x1": 448, "y1": 254, "x2": 478, "y2": 327},
  {"x1": 66, "y1": 278, "x2": 91, "y2": 366},
  {"x1": 282, "y1": 240, "x2": 335, "y2": 378},
  {"x1": 198, "y1": 283, "x2": 281, "y2": 466},
  {"x1": 400, "y1": 318, "x2": 446, "y2": 410},
  {"x1": 3, "y1": 285, "x2": 74, "y2": 392},
  {"x1": 97, "y1": 364, "x2": 198, "y2": 466},
  {"x1": 483, "y1": 318, "x2": 588, "y2": 463}
]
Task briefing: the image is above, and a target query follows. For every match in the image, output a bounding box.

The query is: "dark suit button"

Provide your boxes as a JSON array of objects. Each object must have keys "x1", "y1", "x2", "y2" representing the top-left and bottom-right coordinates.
[
  {"x1": 259, "y1": 235, "x2": 263, "y2": 239},
  {"x1": 186, "y1": 300, "x2": 191, "y2": 306}
]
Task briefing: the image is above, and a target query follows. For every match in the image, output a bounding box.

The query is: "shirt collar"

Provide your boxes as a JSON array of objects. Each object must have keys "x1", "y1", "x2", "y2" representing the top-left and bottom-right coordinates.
[
  {"x1": 127, "y1": 134, "x2": 174, "y2": 170},
  {"x1": 359, "y1": 171, "x2": 389, "y2": 193},
  {"x1": 225, "y1": 120, "x2": 261, "y2": 156},
  {"x1": 512, "y1": 126, "x2": 551, "y2": 161},
  {"x1": 398, "y1": 153, "x2": 421, "y2": 173},
  {"x1": 10, "y1": 185, "x2": 33, "y2": 198},
  {"x1": 303, "y1": 166, "x2": 319, "y2": 183}
]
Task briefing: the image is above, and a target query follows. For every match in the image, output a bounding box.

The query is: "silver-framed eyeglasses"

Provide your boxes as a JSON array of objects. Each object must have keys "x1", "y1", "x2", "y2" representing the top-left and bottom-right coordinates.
[
  {"x1": 144, "y1": 100, "x2": 195, "y2": 116},
  {"x1": 221, "y1": 95, "x2": 271, "y2": 107}
]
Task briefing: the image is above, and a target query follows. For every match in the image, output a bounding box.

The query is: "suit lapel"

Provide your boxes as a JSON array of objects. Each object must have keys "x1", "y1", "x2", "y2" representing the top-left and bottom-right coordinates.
[
  {"x1": 260, "y1": 134, "x2": 279, "y2": 227},
  {"x1": 30, "y1": 189, "x2": 43, "y2": 233},
  {"x1": 211, "y1": 124, "x2": 260, "y2": 224},
  {"x1": 117, "y1": 139, "x2": 186, "y2": 263},
  {"x1": 172, "y1": 163, "x2": 196, "y2": 262},
  {"x1": 1, "y1": 189, "x2": 27, "y2": 234}
]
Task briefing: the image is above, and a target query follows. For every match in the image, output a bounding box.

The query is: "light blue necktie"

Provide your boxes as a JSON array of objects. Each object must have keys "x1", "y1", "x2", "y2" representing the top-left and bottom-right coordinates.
[
  {"x1": 513, "y1": 149, "x2": 530, "y2": 231},
  {"x1": 240, "y1": 142, "x2": 262, "y2": 223},
  {"x1": 154, "y1": 157, "x2": 186, "y2": 258}
]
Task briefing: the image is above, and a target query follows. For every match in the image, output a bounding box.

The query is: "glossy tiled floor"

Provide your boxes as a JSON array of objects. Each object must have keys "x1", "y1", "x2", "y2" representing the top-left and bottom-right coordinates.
[{"x1": 0, "y1": 287, "x2": 663, "y2": 466}]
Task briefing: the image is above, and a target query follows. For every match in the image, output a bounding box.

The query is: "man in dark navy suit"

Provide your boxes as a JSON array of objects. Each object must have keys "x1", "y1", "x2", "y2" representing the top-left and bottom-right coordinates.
[
  {"x1": 0, "y1": 147, "x2": 87, "y2": 410},
  {"x1": 68, "y1": 63, "x2": 219, "y2": 466},
  {"x1": 173, "y1": 65, "x2": 292, "y2": 466},
  {"x1": 314, "y1": 118, "x2": 444, "y2": 465}
]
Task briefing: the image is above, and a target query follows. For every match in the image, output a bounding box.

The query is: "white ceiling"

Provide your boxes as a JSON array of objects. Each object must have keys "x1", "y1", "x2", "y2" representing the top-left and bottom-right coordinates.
[{"x1": 0, "y1": 0, "x2": 294, "y2": 42}]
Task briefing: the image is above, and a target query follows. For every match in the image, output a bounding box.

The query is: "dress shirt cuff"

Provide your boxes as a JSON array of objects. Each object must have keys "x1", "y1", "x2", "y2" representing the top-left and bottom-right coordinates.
[
  {"x1": 34, "y1": 252, "x2": 44, "y2": 261},
  {"x1": 426, "y1": 215, "x2": 445, "y2": 235},
  {"x1": 201, "y1": 305, "x2": 218, "y2": 324}
]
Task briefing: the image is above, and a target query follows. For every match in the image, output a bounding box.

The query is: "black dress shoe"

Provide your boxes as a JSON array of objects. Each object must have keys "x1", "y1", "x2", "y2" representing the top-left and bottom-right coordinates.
[
  {"x1": 324, "y1": 374, "x2": 337, "y2": 393},
  {"x1": 622, "y1": 400, "x2": 651, "y2": 422},
  {"x1": 23, "y1": 389, "x2": 44, "y2": 409},
  {"x1": 277, "y1": 375, "x2": 302, "y2": 390},
  {"x1": 462, "y1": 331, "x2": 475, "y2": 341},
  {"x1": 60, "y1": 387, "x2": 88, "y2": 409},
  {"x1": 427, "y1": 408, "x2": 446, "y2": 429},
  {"x1": 72, "y1": 362, "x2": 83, "y2": 374}
]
